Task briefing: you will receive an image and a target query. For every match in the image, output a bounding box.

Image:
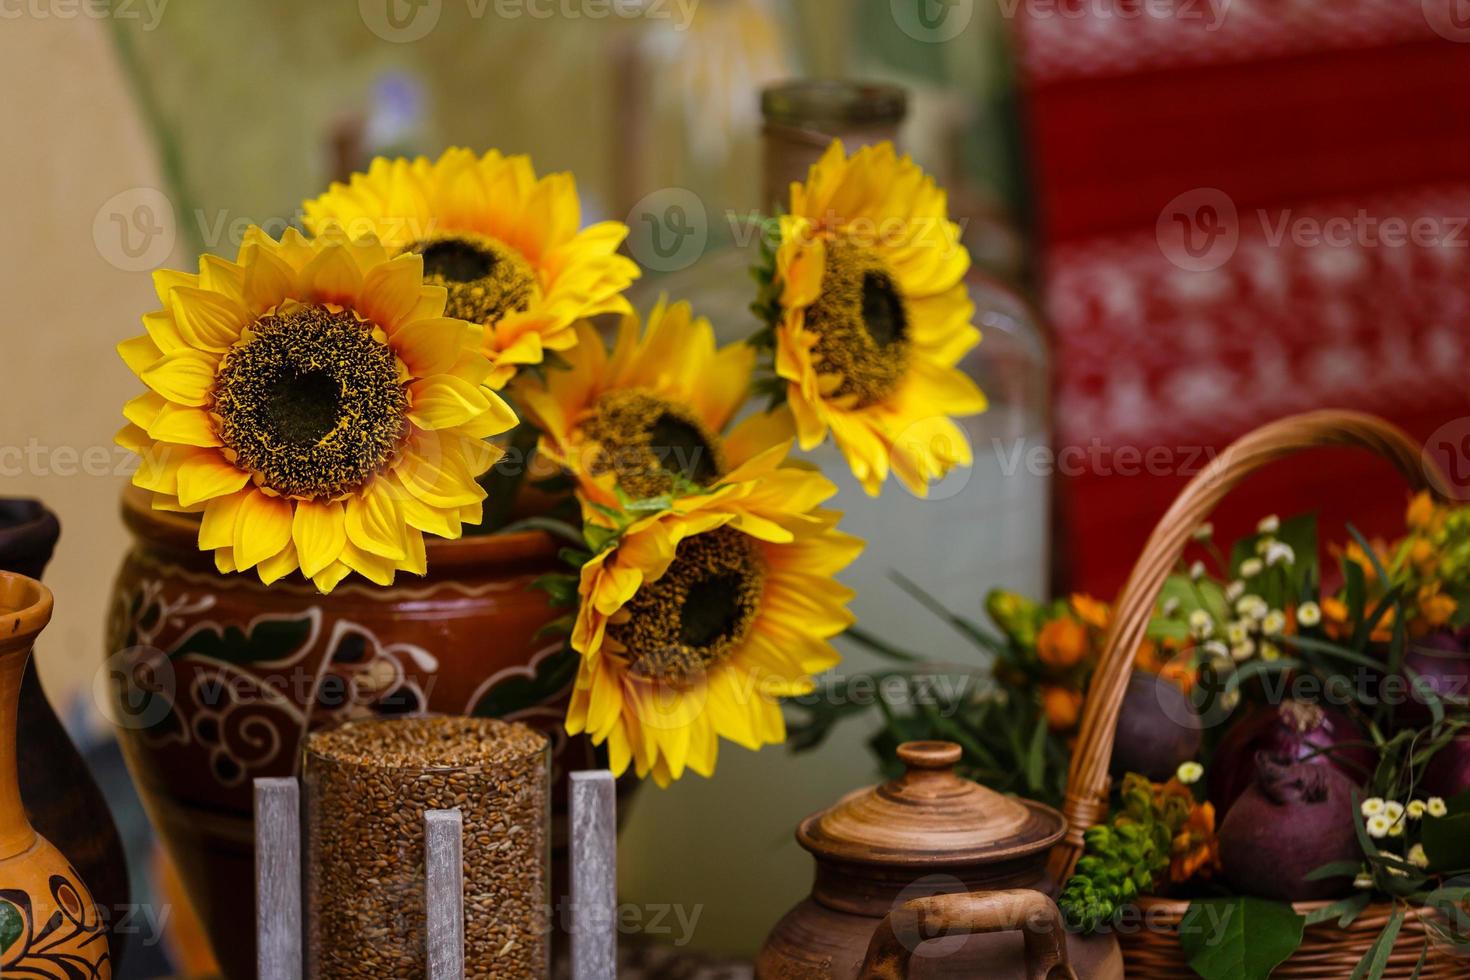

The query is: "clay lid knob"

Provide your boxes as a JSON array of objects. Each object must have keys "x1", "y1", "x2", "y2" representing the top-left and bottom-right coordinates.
[{"x1": 897, "y1": 740, "x2": 962, "y2": 773}]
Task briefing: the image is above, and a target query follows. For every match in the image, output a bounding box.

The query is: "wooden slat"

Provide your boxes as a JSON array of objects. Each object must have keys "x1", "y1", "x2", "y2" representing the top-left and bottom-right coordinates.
[
  {"x1": 570, "y1": 770, "x2": 617, "y2": 980},
  {"x1": 425, "y1": 808, "x2": 465, "y2": 980},
  {"x1": 254, "y1": 777, "x2": 302, "y2": 980}
]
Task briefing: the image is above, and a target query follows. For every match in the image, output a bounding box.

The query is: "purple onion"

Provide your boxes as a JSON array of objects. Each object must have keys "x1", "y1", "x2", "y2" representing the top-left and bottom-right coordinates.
[{"x1": 1209, "y1": 700, "x2": 1374, "y2": 818}]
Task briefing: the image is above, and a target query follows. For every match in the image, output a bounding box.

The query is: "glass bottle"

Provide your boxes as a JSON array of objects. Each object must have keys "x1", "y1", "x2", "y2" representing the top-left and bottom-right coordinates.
[{"x1": 618, "y1": 79, "x2": 1052, "y2": 957}]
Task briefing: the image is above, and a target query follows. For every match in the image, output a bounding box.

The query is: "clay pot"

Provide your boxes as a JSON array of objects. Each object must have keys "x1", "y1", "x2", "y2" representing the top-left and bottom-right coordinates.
[
  {"x1": 0, "y1": 499, "x2": 130, "y2": 966},
  {"x1": 0, "y1": 572, "x2": 112, "y2": 978},
  {"x1": 105, "y1": 487, "x2": 581, "y2": 979},
  {"x1": 758, "y1": 741, "x2": 1122, "y2": 979}
]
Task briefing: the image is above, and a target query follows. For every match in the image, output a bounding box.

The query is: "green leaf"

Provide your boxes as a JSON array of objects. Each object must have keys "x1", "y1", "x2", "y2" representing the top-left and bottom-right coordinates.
[
  {"x1": 1024, "y1": 714, "x2": 1047, "y2": 792},
  {"x1": 1349, "y1": 904, "x2": 1404, "y2": 980},
  {"x1": 840, "y1": 626, "x2": 922, "y2": 663},
  {"x1": 1304, "y1": 892, "x2": 1371, "y2": 927},
  {"x1": 1422, "y1": 811, "x2": 1470, "y2": 871},
  {"x1": 1179, "y1": 897, "x2": 1305, "y2": 980},
  {"x1": 0, "y1": 899, "x2": 22, "y2": 954},
  {"x1": 470, "y1": 646, "x2": 579, "y2": 718}
]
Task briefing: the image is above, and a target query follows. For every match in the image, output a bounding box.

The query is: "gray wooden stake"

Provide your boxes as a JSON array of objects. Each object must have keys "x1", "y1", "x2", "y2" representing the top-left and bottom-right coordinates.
[
  {"x1": 254, "y1": 777, "x2": 302, "y2": 980},
  {"x1": 425, "y1": 808, "x2": 465, "y2": 980},
  {"x1": 570, "y1": 770, "x2": 617, "y2": 980}
]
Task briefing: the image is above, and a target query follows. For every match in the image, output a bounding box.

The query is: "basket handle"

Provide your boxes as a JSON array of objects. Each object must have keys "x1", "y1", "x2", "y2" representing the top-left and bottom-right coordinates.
[
  {"x1": 856, "y1": 889, "x2": 1078, "y2": 980},
  {"x1": 1047, "y1": 409, "x2": 1450, "y2": 883}
]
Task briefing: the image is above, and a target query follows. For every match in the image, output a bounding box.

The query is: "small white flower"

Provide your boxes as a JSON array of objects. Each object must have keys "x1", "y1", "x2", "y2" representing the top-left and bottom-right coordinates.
[
  {"x1": 1232, "y1": 641, "x2": 1256, "y2": 662},
  {"x1": 1255, "y1": 536, "x2": 1275, "y2": 556},
  {"x1": 1188, "y1": 610, "x2": 1214, "y2": 639},
  {"x1": 1204, "y1": 640, "x2": 1230, "y2": 660},
  {"x1": 1265, "y1": 541, "x2": 1296, "y2": 567},
  {"x1": 1366, "y1": 813, "x2": 1393, "y2": 838},
  {"x1": 1189, "y1": 560, "x2": 1206, "y2": 581},
  {"x1": 1428, "y1": 797, "x2": 1448, "y2": 818},
  {"x1": 1239, "y1": 558, "x2": 1264, "y2": 578},
  {"x1": 1161, "y1": 597, "x2": 1180, "y2": 617},
  {"x1": 1388, "y1": 820, "x2": 1405, "y2": 838},
  {"x1": 1260, "y1": 642, "x2": 1282, "y2": 662},
  {"x1": 1226, "y1": 620, "x2": 1250, "y2": 645},
  {"x1": 1409, "y1": 843, "x2": 1430, "y2": 869},
  {"x1": 1176, "y1": 761, "x2": 1204, "y2": 784},
  {"x1": 1353, "y1": 871, "x2": 1375, "y2": 889},
  {"x1": 1387, "y1": 863, "x2": 1409, "y2": 877},
  {"x1": 1262, "y1": 610, "x2": 1286, "y2": 636},
  {"x1": 1236, "y1": 595, "x2": 1268, "y2": 621},
  {"x1": 1298, "y1": 601, "x2": 1322, "y2": 627},
  {"x1": 1258, "y1": 515, "x2": 1281, "y2": 534},
  {"x1": 1361, "y1": 797, "x2": 1387, "y2": 817},
  {"x1": 1225, "y1": 580, "x2": 1245, "y2": 602},
  {"x1": 1407, "y1": 799, "x2": 1427, "y2": 820},
  {"x1": 1192, "y1": 523, "x2": 1214, "y2": 541},
  {"x1": 1384, "y1": 800, "x2": 1405, "y2": 822}
]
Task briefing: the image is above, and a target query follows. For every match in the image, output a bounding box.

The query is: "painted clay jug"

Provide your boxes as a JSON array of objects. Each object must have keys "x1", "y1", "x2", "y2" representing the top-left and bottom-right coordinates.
[
  {"x1": 0, "y1": 499, "x2": 129, "y2": 965},
  {"x1": 0, "y1": 571, "x2": 112, "y2": 978},
  {"x1": 757, "y1": 741, "x2": 1123, "y2": 979}
]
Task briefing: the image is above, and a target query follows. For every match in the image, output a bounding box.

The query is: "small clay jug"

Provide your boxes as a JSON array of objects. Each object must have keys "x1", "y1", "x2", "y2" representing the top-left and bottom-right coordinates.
[
  {"x1": 0, "y1": 572, "x2": 112, "y2": 977},
  {"x1": 0, "y1": 499, "x2": 129, "y2": 965},
  {"x1": 757, "y1": 741, "x2": 1122, "y2": 980}
]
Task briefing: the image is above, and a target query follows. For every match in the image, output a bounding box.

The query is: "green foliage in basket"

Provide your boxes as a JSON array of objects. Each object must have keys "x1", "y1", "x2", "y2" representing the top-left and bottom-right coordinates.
[
  {"x1": 1059, "y1": 773, "x2": 1193, "y2": 932},
  {"x1": 1178, "y1": 896, "x2": 1305, "y2": 980},
  {"x1": 785, "y1": 576, "x2": 1084, "y2": 807}
]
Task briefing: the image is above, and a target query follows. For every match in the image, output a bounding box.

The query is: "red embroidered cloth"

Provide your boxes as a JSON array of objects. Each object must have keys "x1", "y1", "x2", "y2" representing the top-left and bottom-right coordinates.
[{"x1": 1014, "y1": 0, "x2": 1470, "y2": 594}]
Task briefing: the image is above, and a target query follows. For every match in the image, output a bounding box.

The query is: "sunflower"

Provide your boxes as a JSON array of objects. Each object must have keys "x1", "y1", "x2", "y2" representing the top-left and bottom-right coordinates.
[
  {"x1": 566, "y1": 453, "x2": 860, "y2": 785},
  {"x1": 513, "y1": 297, "x2": 793, "y2": 511},
  {"x1": 115, "y1": 226, "x2": 517, "y2": 592},
  {"x1": 302, "y1": 148, "x2": 640, "y2": 388},
  {"x1": 759, "y1": 139, "x2": 987, "y2": 496}
]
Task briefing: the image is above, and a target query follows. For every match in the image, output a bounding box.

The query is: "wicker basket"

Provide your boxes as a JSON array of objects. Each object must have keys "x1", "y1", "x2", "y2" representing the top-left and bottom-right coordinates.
[{"x1": 1047, "y1": 409, "x2": 1464, "y2": 978}]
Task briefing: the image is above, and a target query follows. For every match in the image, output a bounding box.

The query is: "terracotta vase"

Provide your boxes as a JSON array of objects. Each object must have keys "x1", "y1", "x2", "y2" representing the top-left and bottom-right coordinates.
[
  {"x1": 106, "y1": 486, "x2": 588, "y2": 979},
  {"x1": 0, "y1": 572, "x2": 112, "y2": 978},
  {"x1": 0, "y1": 500, "x2": 130, "y2": 967}
]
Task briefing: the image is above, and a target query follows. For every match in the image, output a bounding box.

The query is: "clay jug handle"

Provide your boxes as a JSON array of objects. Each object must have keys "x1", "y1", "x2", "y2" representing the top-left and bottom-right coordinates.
[{"x1": 856, "y1": 888, "x2": 1078, "y2": 980}]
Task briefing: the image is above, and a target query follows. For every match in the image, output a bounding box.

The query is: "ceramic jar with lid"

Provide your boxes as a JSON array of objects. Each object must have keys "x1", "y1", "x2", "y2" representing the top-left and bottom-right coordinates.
[{"x1": 757, "y1": 741, "x2": 1122, "y2": 979}]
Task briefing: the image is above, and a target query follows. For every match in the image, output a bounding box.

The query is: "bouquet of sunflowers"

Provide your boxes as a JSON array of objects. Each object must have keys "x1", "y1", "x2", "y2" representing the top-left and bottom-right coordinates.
[{"x1": 115, "y1": 142, "x2": 986, "y2": 786}]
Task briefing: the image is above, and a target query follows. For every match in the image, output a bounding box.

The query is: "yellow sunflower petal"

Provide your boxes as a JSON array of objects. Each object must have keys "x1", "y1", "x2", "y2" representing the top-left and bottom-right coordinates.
[
  {"x1": 292, "y1": 499, "x2": 347, "y2": 578},
  {"x1": 140, "y1": 349, "x2": 218, "y2": 407},
  {"x1": 175, "y1": 451, "x2": 250, "y2": 507},
  {"x1": 232, "y1": 490, "x2": 293, "y2": 572}
]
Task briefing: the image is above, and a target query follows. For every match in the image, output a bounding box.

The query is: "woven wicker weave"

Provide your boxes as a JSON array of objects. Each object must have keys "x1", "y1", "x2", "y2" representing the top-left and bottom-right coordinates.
[{"x1": 1047, "y1": 409, "x2": 1465, "y2": 977}]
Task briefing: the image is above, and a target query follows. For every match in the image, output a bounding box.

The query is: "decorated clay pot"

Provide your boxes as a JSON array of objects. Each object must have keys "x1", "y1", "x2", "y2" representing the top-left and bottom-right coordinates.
[
  {"x1": 0, "y1": 499, "x2": 130, "y2": 966},
  {"x1": 106, "y1": 487, "x2": 581, "y2": 979},
  {"x1": 0, "y1": 571, "x2": 112, "y2": 978}
]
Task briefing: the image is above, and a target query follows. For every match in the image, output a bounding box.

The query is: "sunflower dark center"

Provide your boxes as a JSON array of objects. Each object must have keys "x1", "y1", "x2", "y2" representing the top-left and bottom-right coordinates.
[
  {"x1": 212, "y1": 305, "x2": 407, "y2": 500},
  {"x1": 801, "y1": 239, "x2": 912, "y2": 407},
  {"x1": 406, "y1": 232, "x2": 537, "y2": 327},
  {"x1": 417, "y1": 239, "x2": 496, "y2": 283},
  {"x1": 581, "y1": 389, "x2": 724, "y2": 501},
  {"x1": 609, "y1": 526, "x2": 766, "y2": 683}
]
